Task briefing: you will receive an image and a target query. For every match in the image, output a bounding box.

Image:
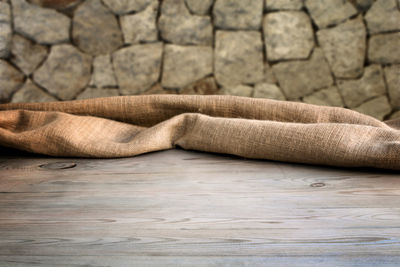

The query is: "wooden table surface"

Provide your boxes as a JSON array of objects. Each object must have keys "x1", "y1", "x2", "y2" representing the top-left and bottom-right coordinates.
[{"x1": 0, "y1": 148, "x2": 399, "y2": 266}]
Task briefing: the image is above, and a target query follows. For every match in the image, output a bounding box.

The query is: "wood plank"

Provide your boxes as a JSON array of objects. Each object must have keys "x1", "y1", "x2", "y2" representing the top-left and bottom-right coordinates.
[
  {"x1": 1, "y1": 255, "x2": 400, "y2": 267},
  {"x1": 0, "y1": 148, "x2": 399, "y2": 265}
]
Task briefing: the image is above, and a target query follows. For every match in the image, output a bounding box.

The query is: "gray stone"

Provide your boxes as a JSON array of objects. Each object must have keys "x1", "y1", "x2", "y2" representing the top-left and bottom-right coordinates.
[
  {"x1": 253, "y1": 83, "x2": 286, "y2": 100},
  {"x1": 353, "y1": 96, "x2": 392, "y2": 120},
  {"x1": 389, "y1": 110, "x2": 400, "y2": 120},
  {"x1": 158, "y1": 0, "x2": 212, "y2": 45},
  {"x1": 337, "y1": 64, "x2": 386, "y2": 108},
  {"x1": 180, "y1": 76, "x2": 219, "y2": 95},
  {"x1": 28, "y1": 0, "x2": 83, "y2": 10},
  {"x1": 263, "y1": 11, "x2": 314, "y2": 61},
  {"x1": 0, "y1": 2, "x2": 11, "y2": 58},
  {"x1": 144, "y1": 83, "x2": 176, "y2": 95},
  {"x1": 102, "y1": 0, "x2": 153, "y2": 14},
  {"x1": 0, "y1": 33, "x2": 9, "y2": 57},
  {"x1": 305, "y1": 0, "x2": 358, "y2": 28},
  {"x1": 11, "y1": 79, "x2": 56, "y2": 103},
  {"x1": 365, "y1": 0, "x2": 400, "y2": 34},
  {"x1": 113, "y1": 42, "x2": 163, "y2": 95},
  {"x1": 213, "y1": 0, "x2": 263, "y2": 30},
  {"x1": 89, "y1": 55, "x2": 118, "y2": 88},
  {"x1": 12, "y1": 0, "x2": 70, "y2": 44},
  {"x1": 317, "y1": 16, "x2": 366, "y2": 79},
  {"x1": 384, "y1": 64, "x2": 400, "y2": 108},
  {"x1": 72, "y1": 0, "x2": 123, "y2": 55},
  {"x1": 368, "y1": 33, "x2": 400, "y2": 64},
  {"x1": 264, "y1": 62, "x2": 277, "y2": 84},
  {"x1": 33, "y1": 44, "x2": 92, "y2": 100},
  {"x1": 0, "y1": 2, "x2": 10, "y2": 24},
  {"x1": 351, "y1": 0, "x2": 374, "y2": 11},
  {"x1": 302, "y1": 86, "x2": 344, "y2": 107},
  {"x1": 185, "y1": 0, "x2": 213, "y2": 15},
  {"x1": 220, "y1": 84, "x2": 253, "y2": 97},
  {"x1": 0, "y1": 59, "x2": 24, "y2": 102},
  {"x1": 120, "y1": 0, "x2": 158, "y2": 44},
  {"x1": 265, "y1": 0, "x2": 303, "y2": 10},
  {"x1": 10, "y1": 34, "x2": 48, "y2": 75},
  {"x1": 162, "y1": 44, "x2": 213, "y2": 89},
  {"x1": 179, "y1": 86, "x2": 196, "y2": 95},
  {"x1": 272, "y1": 48, "x2": 334, "y2": 100},
  {"x1": 215, "y1": 31, "x2": 264, "y2": 87},
  {"x1": 28, "y1": 0, "x2": 83, "y2": 17},
  {"x1": 76, "y1": 88, "x2": 119, "y2": 100}
]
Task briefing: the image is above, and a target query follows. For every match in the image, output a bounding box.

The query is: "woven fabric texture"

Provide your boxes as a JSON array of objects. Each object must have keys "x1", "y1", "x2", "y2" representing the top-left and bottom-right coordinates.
[{"x1": 0, "y1": 95, "x2": 399, "y2": 170}]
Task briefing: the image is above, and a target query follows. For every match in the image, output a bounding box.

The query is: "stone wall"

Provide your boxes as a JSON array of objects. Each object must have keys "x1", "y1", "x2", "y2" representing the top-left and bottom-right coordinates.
[{"x1": 0, "y1": 0, "x2": 399, "y2": 120}]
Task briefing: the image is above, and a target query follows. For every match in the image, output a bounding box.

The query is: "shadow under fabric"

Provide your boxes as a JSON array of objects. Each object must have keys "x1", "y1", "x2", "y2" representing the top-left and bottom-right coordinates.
[{"x1": 0, "y1": 95, "x2": 399, "y2": 170}]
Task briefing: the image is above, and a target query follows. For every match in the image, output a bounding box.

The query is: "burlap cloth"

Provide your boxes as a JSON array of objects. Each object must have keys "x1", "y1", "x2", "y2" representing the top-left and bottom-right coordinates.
[{"x1": 0, "y1": 95, "x2": 399, "y2": 170}]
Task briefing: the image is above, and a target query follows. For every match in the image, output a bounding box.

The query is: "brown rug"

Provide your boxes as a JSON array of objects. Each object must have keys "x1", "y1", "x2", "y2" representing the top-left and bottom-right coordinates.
[{"x1": 0, "y1": 95, "x2": 399, "y2": 170}]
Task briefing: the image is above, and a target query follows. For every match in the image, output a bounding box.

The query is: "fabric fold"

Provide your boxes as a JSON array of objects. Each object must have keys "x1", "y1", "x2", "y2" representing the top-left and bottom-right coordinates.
[{"x1": 0, "y1": 95, "x2": 399, "y2": 170}]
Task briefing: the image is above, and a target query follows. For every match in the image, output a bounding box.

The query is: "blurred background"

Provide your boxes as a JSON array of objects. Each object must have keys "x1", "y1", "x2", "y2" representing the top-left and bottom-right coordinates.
[{"x1": 0, "y1": 0, "x2": 399, "y2": 120}]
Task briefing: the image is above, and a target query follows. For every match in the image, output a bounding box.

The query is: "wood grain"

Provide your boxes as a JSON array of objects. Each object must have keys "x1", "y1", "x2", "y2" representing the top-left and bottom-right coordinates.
[{"x1": 0, "y1": 148, "x2": 399, "y2": 266}]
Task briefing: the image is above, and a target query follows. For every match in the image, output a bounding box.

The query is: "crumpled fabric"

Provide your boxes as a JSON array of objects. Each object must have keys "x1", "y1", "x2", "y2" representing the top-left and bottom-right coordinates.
[{"x1": 0, "y1": 95, "x2": 399, "y2": 170}]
